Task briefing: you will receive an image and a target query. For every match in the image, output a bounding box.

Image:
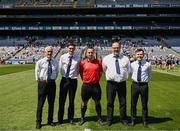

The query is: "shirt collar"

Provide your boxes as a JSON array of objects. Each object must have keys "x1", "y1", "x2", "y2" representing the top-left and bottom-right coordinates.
[
  {"x1": 111, "y1": 53, "x2": 122, "y2": 59},
  {"x1": 136, "y1": 59, "x2": 145, "y2": 65},
  {"x1": 44, "y1": 57, "x2": 51, "y2": 61},
  {"x1": 86, "y1": 58, "x2": 95, "y2": 63},
  {"x1": 67, "y1": 53, "x2": 73, "y2": 58}
]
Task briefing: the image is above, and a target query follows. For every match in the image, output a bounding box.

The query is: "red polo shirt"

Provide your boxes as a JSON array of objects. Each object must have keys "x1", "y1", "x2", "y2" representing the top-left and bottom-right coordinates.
[{"x1": 80, "y1": 59, "x2": 102, "y2": 84}]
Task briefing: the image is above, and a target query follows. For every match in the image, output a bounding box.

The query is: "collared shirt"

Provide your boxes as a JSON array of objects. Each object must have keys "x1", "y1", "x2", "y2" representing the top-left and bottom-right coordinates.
[
  {"x1": 131, "y1": 59, "x2": 151, "y2": 82},
  {"x1": 80, "y1": 59, "x2": 102, "y2": 84},
  {"x1": 35, "y1": 57, "x2": 59, "y2": 81},
  {"x1": 102, "y1": 53, "x2": 130, "y2": 82},
  {"x1": 59, "y1": 53, "x2": 81, "y2": 79}
]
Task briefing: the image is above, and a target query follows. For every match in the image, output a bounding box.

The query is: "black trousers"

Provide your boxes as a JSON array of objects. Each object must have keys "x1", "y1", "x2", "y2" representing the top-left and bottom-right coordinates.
[
  {"x1": 131, "y1": 81, "x2": 148, "y2": 122},
  {"x1": 58, "y1": 77, "x2": 77, "y2": 123},
  {"x1": 106, "y1": 81, "x2": 127, "y2": 122},
  {"x1": 36, "y1": 81, "x2": 56, "y2": 123}
]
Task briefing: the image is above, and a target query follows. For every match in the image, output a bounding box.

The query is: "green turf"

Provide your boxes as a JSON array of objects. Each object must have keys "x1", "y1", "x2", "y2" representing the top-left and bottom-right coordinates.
[
  {"x1": 0, "y1": 65, "x2": 180, "y2": 130},
  {"x1": 0, "y1": 64, "x2": 35, "y2": 76},
  {"x1": 153, "y1": 66, "x2": 180, "y2": 77}
]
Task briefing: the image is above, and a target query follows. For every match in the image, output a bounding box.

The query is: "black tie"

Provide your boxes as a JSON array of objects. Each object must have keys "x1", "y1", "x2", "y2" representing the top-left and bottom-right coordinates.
[
  {"x1": 115, "y1": 55, "x2": 120, "y2": 74},
  {"x1": 137, "y1": 60, "x2": 142, "y2": 82},
  {"x1": 47, "y1": 59, "x2": 52, "y2": 80},
  {"x1": 66, "y1": 55, "x2": 73, "y2": 78}
]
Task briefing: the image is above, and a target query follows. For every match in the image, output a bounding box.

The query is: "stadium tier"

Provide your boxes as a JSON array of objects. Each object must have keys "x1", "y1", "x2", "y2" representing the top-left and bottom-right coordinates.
[
  {"x1": 0, "y1": 0, "x2": 180, "y2": 8},
  {"x1": 0, "y1": 35, "x2": 180, "y2": 64},
  {"x1": 0, "y1": 0, "x2": 180, "y2": 64},
  {"x1": 0, "y1": 0, "x2": 180, "y2": 33}
]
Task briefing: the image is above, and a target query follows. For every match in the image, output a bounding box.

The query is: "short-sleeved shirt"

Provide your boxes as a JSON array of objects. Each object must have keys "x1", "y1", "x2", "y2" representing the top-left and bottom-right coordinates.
[
  {"x1": 80, "y1": 59, "x2": 102, "y2": 84},
  {"x1": 59, "y1": 53, "x2": 81, "y2": 79},
  {"x1": 130, "y1": 59, "x2": 151, "y2": 82},
  {"x1": 102, "y1": 53, "x2": 130, "y2": 82},
  {"x1": 35, "y1": 57, "x2": 59, "y2": 81}
]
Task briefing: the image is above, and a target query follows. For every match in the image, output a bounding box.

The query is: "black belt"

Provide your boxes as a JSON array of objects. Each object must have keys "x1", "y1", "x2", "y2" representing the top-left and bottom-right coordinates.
[
  {"x1": 133, "y1": 81, "x2": 148, "y2": 85},
  {"x1": 107, "y1": 80, "x2": 126, "y2": 84},
  {"x1": 39, "y1": 80, "x2": 55, "y2": 83},
  {"x1": 62, "y1": 77, "x2": 77, "y2": 80}
]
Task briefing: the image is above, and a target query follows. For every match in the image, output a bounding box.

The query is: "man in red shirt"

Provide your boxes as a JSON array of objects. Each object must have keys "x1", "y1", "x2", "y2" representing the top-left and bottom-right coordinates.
[{"x1": 79, "y1": 47, "x2": 103, "y2": 126}]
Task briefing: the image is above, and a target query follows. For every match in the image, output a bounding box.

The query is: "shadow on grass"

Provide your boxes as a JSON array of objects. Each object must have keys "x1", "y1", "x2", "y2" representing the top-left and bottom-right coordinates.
[
  {"x1": 126, "y1": 116, "x2": 173, "y2": 124},
  {"x1": 148, "y1": 116, "x2": 173, "y2": 124},
  {"x1": 110, "y1": 116, "x2": 173, "y2": 125},
  {"x1": 41, "y1": 115, "x2": 173, "y2": 127}
]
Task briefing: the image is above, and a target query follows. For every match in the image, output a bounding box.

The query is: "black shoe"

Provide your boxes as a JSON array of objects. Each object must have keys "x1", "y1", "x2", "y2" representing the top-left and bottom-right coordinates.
[
  {"x1": 121, "y1": 120, "x2": 128, "y2": 126},
  {"x1": 131, "y1": 120, "x2": 135, "y2": 126},
  {"x1": 106, "y1": 121, "x2": 112, "y2": 126},
  {"x1": 143, "y1": 121, "x2": 148, "y2": 128},
  {"x1": 47, "y1": 122, "x2": 55, "y2": 126},
  {"x1": 69, "y1": 120, "x2": 76, "y2": 125},
  {"x1": 79, "y1": 118, "x2": 85, "y2": 125},
  {"x1": 56, "y1": 122, "x2": 62, "y2": 126},
  {"x1": 36, "y1": 123, "x2": 42, "y2": 129},
  {"x1": 98, "y1": 119, "x2": 103, "y2": 126}
]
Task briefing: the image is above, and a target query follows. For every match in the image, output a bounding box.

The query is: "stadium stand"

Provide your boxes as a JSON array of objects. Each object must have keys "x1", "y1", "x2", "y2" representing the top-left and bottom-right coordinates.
[
  {"x1": 95, "y1": 0, "x2": 180, "y2": 5},
  {"x1": 0, "y1": 0, "x2": 94, "y2": 7},
  {"x1": 0, "y1": 35, "x2": 179, "y2": 64},
  {"x1": 1, "y1": 0, "x2": 180, "y2": 8},
  {"x1": 0, "y1": 0, "x2": 180, "y2": 64}
]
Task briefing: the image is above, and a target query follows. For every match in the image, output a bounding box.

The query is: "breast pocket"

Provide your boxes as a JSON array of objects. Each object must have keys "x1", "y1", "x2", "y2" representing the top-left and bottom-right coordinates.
[
  {"x1": 41, "y1": 63, "x2": 48, "y2": 70},
  {"x1": 142, "y1": 65, "x2": 149, "y2": 72},
  {"x1": 62, "y1": 59, "x2": 68, "y2": 67},
  {"x1": 52, "y1": 64, "x2": 57, "y2": 71}
]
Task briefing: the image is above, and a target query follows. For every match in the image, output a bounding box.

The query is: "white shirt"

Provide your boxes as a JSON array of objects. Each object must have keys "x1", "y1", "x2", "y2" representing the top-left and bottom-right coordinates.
[
  {"x1": 131, "y1": 59, "x2": 151, "y2": 82},
  {"x1": 35, "y1": 57, "x2": 59, "y2": 81},
  {"x1": 59, "y1": 53, "x2": 81, "y2": 79},
  {"x1": 102, "y1": 53, "x2": 130, "y2": 82}
]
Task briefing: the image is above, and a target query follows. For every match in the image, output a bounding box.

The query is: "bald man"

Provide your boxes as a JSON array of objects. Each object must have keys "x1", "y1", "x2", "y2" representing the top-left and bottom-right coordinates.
[
  {"x1": 102, "y1": 42, "x2": 130, "y2": 126},
  {"x1": 35, "y1": 46, "x2": 58, "y2": 129}
]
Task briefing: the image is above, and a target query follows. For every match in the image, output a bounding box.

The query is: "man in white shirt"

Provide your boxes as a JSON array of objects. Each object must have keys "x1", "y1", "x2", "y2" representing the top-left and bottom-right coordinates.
[
  {"x1": 102, "y1": 42, "x2": 130, "y2": 126},
  {"x1": 130, "y1": 48, "x2": 151, "y2": 128},
  {"x1": 57, "y1": 42, "x2": 81, "y2": 125},
  {"x1": 35, "y1": 46, "x2": 58, "y2": 129}
]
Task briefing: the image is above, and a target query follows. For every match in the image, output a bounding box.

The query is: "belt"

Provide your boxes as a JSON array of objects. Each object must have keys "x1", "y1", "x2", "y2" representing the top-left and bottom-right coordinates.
[
  {"x1": 62, "y1": 77, "x2": 77, "y2": 80},
  {"x1": 107, "y1": 80, "x2": 126, "y2": 84},
  {"x1": 47, "y1": 79, "x2": 55, "y2": 82},
  {"x1": 38, "y1": 80, "x2": 55, "y2": 83},
  {"x1": 133, "y1": 81, "x2": 148, "y2": 85}
]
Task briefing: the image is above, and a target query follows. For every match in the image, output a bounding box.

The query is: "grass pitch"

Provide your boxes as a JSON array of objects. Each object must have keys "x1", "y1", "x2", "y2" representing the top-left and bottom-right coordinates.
[{"x1": 0, "y1": 64, "x2": 180, "y2": 130}]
